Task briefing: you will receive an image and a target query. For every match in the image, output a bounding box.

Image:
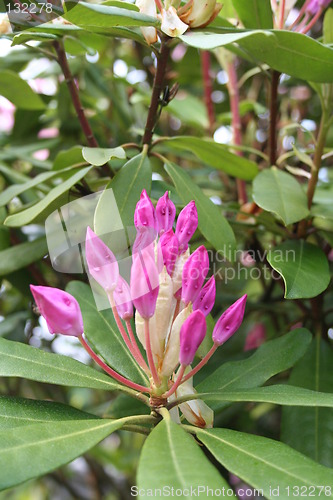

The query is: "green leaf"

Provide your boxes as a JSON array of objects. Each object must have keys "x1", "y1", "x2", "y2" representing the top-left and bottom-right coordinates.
[
  {"x1": 160, "y1": 136, "x2": 258, "y2": 180},
  {"x1": 324, "y1": 8, "x2": 333, "y2": 45},
  {"x1": 94, "y1": 151, "x2": 151, "y2": 232},
  {"x1": 180, "y1": 30, "x2": 333, "y2": 83},
  {"x1": 267, "y1": 240, "x2": 330, "y2": 299},
  {"x1": 252, "y1": 167, "x2": 309, "y2": 225},
  {"x1": 197, "y1": 329, "x2": 312, "y2": 410},
  {"x1": 196, "y1": 428, "x2": 333, "y2": 499},
  {"x1": 66, "y1": 281, "x2": 148, "y2": 385},
  {"x1": 52, "y1": 145, "x2": 85, "y2": 171},
  {"x1": 11, "y1": 32, "x2": 58, "y2": 46},
  {"x1": 232, "y1": 0, "x2": 273, "y2": 29},
  {"x1": 137, "y1": 419, "x2": 233, "y2": 497},
  {"x1": 82, "y1": 147, "x2": 126, "y2": 166},
  {"x1": 0, "y1": 396, "x2": 97, "y2": 429},
  {"x1": 0, "y1": 70, "x2": 46, "y2": 110},
  {"x1": 0, "y1": 237, "x2": 48, "y2": 277},
  {"x1": 0, "y1": 337, "x2": 123, "y2": 392},
  {"x1": 4, "y1": 166, "x2": 92, "y2": 227},
  {"x1": 0, "y1": 418, "x2": 124, "y2": 491},
  {"x1": 282, "y1": 338, "x2": 333, "y2": 467},
  {"x1": 164, "y1": 161, "x2": 236, "y2": 258}
]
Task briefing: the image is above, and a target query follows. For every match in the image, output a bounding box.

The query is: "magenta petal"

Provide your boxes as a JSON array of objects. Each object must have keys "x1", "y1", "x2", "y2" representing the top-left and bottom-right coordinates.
[
  {"x1": 175, "y1": 200, "x2": 198, "y2": 253},
  {"x1": 212, "y1": 294, "x2": 247, "y2": 345},
  {"x1": 181, "y1": 245, "x2": 209, "y2": 306},
  {"x1": 85, "y1": 227, "x2": 119, "y2": 292},
  {"x1": 30, "y1": 285, "x2": 83, "y2": 337},
  {"x1": 156, "y1": 191, "x2": 176, "y2": 234},
  {"x1": 113, "y1": 276, "x2": 133, "y2": 319},
  {"x1": 179, "y1": 310, "x2": 207, "y2": 366},
  {"x1": 130, "y1": 252, "x2": 159, "y2": 318},
  {"x1": 134, "y1": 189, "x2": 158, "y2": 232},
  {"x1": 160, "y1": 229, "x2": 179, "y2": 275},
  {"x1": 193, "y1": 276, "x2": 216, "y2": 316}
]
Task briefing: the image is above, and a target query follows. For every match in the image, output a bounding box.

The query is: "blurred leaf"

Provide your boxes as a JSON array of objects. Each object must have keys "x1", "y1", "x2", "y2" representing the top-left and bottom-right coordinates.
[
  {"x1": 82, "y1": 146, "x2": 126, "y2": 166},
  {"x1": 11, "y1": 33, "x2": 58, "y2": 46},
  {"x1": 180, "y1": 30, "x2": 333, "y2": 83},
  {"x1": 0, "y1": 70, "x2": 46, "y2": 110},
  {"x1": 198, "y1": 329, "x2": 312, "y2": 410},
  {"x1": 196, "y1": 428, "x2": 333, "y2": 499},
  {"x1": 160, "y1": 136, "x2": 258, "y2": 180},
  {"x1": 0, "y1": 312, "x2": 29, "y2": 338},
  {"x1": 282, "y1": 338, "x2": 333, "y2": 467},
  {"x1": 164, "y1": 160, "x2": 236, "y2": 257},
  {"x1": 232, "y1": 0, "x2": 273, "y2": 29},
  {"x1": 137, "y1": 419, "x2": 231, "y2": 497},
  {"x1": 252, "y1": 167, "x2": 309, "y2": 225},
  {"x1": 324, "y1": 8, "x2": 333, "y2": 45},
  {"x1": 267, "y1": 240, "x2": 330, "y2": 299},
  {"x1": 52, "y1": 146, "x2": 85, "y2": 171},
  {"x1": 0, "y1": 237, "x2": 48, "y2": 277}
]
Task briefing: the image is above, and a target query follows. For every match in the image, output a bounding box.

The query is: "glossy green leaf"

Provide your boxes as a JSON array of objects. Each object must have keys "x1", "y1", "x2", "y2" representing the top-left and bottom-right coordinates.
[
  {"x1": 165, "y1": 161, "x2": 236, "y2": 258},
  {"x1": 160, "y1": 136, "x2": 258, "y2": 180},
  {"x1": 180, "y1": 30, "x2": 333, "y2": 83},
  {"x1": 137, "y1": 418, "x2": 233, "y2": 497},
  {"x1": 0, "y1": 337, "x2": 122, "y2": 392},
  {"x1": 197, "y1": 329, "x2": 312, "y2": 410},
  {"x1": 196, "y1": 428, "x2": 333, "y2": 499},
  {"x1": 52, "y1": 145, "x2": 85, "y2": 171},
  {"x1": 82, "y1": 147, "x2": 126, "y2": 166},
  {"x1": 11, "y1": 32, "x2": 58, "y2": 46},
  {"x1": 252, "y1": 167, "x2": 309, "y2": 225},
  {"x1": 0, "y1": 237, "x2": 48, "y2": 277},
  {"x1": 0, "y1": 418, "x2": 124, "y2": 491},
  {"x1": 282, "y1": 338, "x2": 333, "y2": 467},
  {"x1": 232, "y1": 0, "x2": 273, "y2": 29},
  {"x1": 0, "y1": 396, "x2": 97, "y2": 429},
  {"x1": 0, "y1": 70, "x2": 46, "y2": 109},
  {"x1": 267, "y1": 240, "x2": 330, "y2": 299},
  {"x1": 66, "y1": 281, "x2": 148, "y2": 385},
  {"x1": 4, "y1": 166, "x2": 92, "y2": 227}
]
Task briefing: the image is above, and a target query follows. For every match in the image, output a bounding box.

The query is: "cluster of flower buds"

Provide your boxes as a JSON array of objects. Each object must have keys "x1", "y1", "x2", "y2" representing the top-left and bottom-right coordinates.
[
  {"x1": 274, "y1": 0, "x2": 332, "y2": 33},
  {"x1": 136, "y1": 0, "x2": 222, "y2": 43},
  {"x1": 30, "y1": 190, "x2": 247, "y2": 428}
]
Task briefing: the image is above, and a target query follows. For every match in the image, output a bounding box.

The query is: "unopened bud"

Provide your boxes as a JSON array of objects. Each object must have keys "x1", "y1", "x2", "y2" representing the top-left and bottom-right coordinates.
[
  {"x1": 179, "y1": 310, "x2": 207, "y2": 366},
  {"x1": 175, "y1": 201, "x2": 198, "y2": 253},
  {"x1": 181, "y1": 245, "x2": 209, "y2": 306},
  {"x1": 85, "y1": 227, "x2": 119, "y2": 292},
  {"x1": 212, "y1": 294, "x2": 247, "y2": 345},
  {"x1": 192, "y1": 276, "x2": 216, "y2": 316}
]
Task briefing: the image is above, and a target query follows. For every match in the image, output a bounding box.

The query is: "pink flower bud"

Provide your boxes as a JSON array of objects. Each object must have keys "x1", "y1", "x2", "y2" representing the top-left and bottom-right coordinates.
[
  {"x1": 307, "y1": 0, "x2": 331, "y2": 14},
  {"x1": 132, "y1": 226, "x2": 156, "y2": 257},
  {"x1": 156, "y1": 191, "x2": 176, "y2": 234},
  {"x1": 85, "y1": 227, "x2": 119, "y2": 292},
  {"x1": 181, "y1": 245, "x2": 209, "y2": 306},
  {"x1": 134, "y1": 189, "x2": 158, "y2": 233},
  {"x1": 244, "y1": 323, "x2": 266, "y2": 352},
  {"x1": 113, "y1": 276, "x2": 133, "y2": 320},
  {"x1": 30, "y1": 285, "x2": 83, "y2": 337},
  {"x1": 130, "y1": 252, "x2": 159, "y2": 319},
  {"x1": 160, "y1": 229, "x2": 179, "y2": 275},
  {"x1": 212, "y1": 294, "x2": 247, "y2": 346},
  {"x1": 192, "y1": 276, "x2": 216, "y2": 316},
  {"x1": 179, "y1": 310, "x2": 207, "y2": 365},
  {"x1": 175, "y1": 201, "x2": 198, "y2": 253}
]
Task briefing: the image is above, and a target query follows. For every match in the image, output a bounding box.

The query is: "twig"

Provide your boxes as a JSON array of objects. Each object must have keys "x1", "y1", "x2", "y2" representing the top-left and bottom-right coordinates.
[
  {"x1": 200, "y1": 51, "x2": 215, "y2": 134},
  {"x1": 269, "y1": 70, "x2": 280, "y2": 166}
]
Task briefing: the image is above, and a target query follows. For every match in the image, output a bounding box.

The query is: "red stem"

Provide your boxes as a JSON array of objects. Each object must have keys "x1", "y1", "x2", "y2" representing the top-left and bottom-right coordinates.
[
  {"x1": 144, "y1": 318, "x2": 161, "y2": 387},
  {"x1": 163, "y1": 365, "x2": 186, "y2": 399},
  {"x1": 301, "y1": 8, "x2": 323, "y2": 34},
  {"x1": 180, "y1": 344, "x2": 218, "y2": 384},
  {"x1": 125, "y1": 319, "x2": 150, "y2": 373},
  {"x1": 278, "y1": 0, "x2": 286, "y2": 28},
  {"x1": 200, "y1": 51, "x2": 215, "y2": 133}
]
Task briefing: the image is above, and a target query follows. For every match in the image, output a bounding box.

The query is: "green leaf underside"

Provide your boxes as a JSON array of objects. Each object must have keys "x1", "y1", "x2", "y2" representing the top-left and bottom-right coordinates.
[
  {"x1": 0, "y1": 419, "x2": 123, "y2": 491},
  {"x1": 0, "y1": 396, "x2": 98, "y2": 429},
  {"x1": 66, "y1": 281, "x2": 148, "y2": 385},
  {"x1": 180, "y1": 30, "x2": 333, "y2": 83},
  {"x1": 82, "y1": 147, "x2": 126, "y2": 166},
  {"x1": 0, "y1": 337, "x2": 122, "y2": 391},
  {"x1": 164, "y1": 161, "x2": 236, "y2": 258},
  {"x1": 282, "y1": 338, "x2": 333, "y2": 467},
  {"x1": 137, "y1": 419, "x2": 233, "y2": 498},
  {"x1": 197, "y1": 329, "x2": 312, "y2": 410},
  {"x1": 196, "y1": 428, "x2": 333, "y2": 499},
  {"x1": 161, "y1": 136, "x2": 258, "y2": 180},
  {"x1": 0, "y1": 237, "x2": 48, "y2": 276},
  {"x1": 267, "y1": 240, "x2": 330, "y2": 299},
  {"x1": 252, "y1": 167, "x2": 309, "y2": 225}
]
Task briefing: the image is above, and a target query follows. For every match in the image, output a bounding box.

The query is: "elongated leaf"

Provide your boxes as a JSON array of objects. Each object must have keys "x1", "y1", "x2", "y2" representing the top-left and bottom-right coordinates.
[
  {"x1": 196, "y1": 428, "x2": 333, "y2": 499},
  {"x1": 0, "y1": 70, "x2": 45, "y2": 109},
  {"x1": 165, "y1": 161, "x2": 236, "y2": 257},
  {"x1": 160, "y1": 136, "x2": 258, "y2": 180},
  {"x1": 4, "y1": 166, "x2": 92, "y2": 227},
  {"x1": 0, "y1": 418, "x2": 124, "y2": 491},
  {"x1": 0, "y1": 337, "x2": 122, "y2": 392},
  {"x1": 282, "y1": 338, "x2": 333, "y2": 467},
  {"x1": 137, "y1": 419, "x2": 233, "y2": 497},
  {"x1": 232, "y1": 0, "x2": 273, "y2": 29},
  {"x1": 66, "y1": 281, "x2": 148, "y2": 385},
  {"x1": 0, "y1": 237, "x2": 48, "y2": 276},
  {"x1": 197, "y1": 329, "x2": 311, "y2": 410},
  {"x1": 0, "y1": 396, "x2": 97, "y2": 429},
  {"x1": 82, "y1": 147, "x2": 126, "y2": 166},
  {"x1": 267, "y1": 240, "x2": 330, "y2": 299},
  {"x1": 252, "y1": 167, "x2": 309, "y2": 225},
  {"x1": 180, "y1": 30, "x2": 333, "y2": 83}
]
